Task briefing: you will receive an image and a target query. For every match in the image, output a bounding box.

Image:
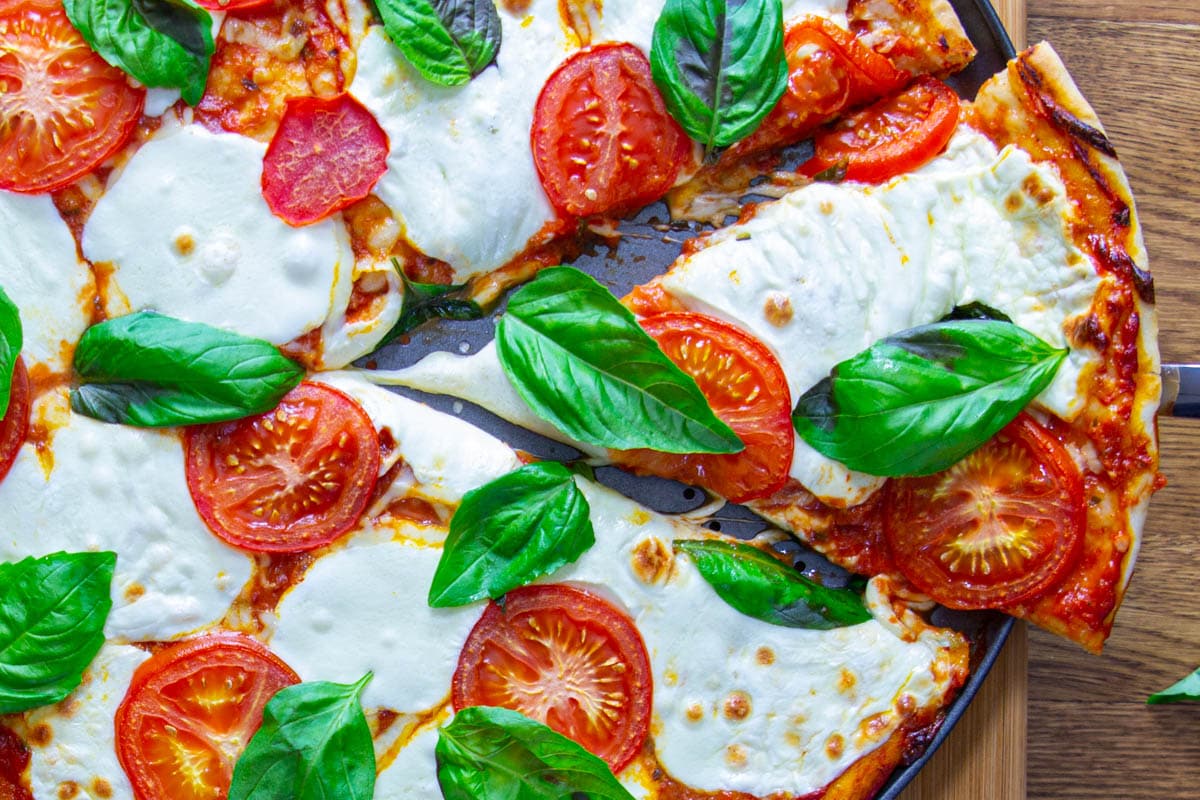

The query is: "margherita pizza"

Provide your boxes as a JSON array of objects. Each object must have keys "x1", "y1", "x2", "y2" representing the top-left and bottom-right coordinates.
[{"x1": 0, "y1": 0, "x2": 1161, "y2": 799}]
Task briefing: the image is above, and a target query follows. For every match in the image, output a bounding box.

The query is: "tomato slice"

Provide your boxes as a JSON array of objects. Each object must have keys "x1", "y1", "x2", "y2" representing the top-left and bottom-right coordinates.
[
  {"x1": 735, "y1": 16, "x2": 907, "y2": 156},
  {"x1": 194, "y1": 0, "x2": 272, "y2": 10},
  {"x1": 452, "y1": 584, "x2": 652, "y2": 774},
  {"x1": 115, "y1": 633, "x2": 299, "y2": 800},
  {"x1": 0, "y1": 357, "x2": 30, "y2": 485},
  {"x1": 261, "y1": 93, "x2": 389, "y2": 226},
  {"x1": 613, "y1": 313, "x2": 794, "y2": 504},
  {"x1": 883, "y1": 414, "x2": 1086, "y2": 609},
  {"x1": 800, "y1": 76, "x2": 961, "y2": 183},
  {"x1": 0, "y1": 0, "x2": 145, "y2": 194},
  {"x1": 185, "y1": 381, "x2": 381, "y2": 553},
  {"x1": 532, "y1": 43, "x2": 692, "y2": 218}
]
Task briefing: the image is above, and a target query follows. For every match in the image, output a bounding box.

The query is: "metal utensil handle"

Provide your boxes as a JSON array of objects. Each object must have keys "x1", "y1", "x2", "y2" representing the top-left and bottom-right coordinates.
[{"x1": 1161, "y1": 364, "x2": 1200, "y2": 417}]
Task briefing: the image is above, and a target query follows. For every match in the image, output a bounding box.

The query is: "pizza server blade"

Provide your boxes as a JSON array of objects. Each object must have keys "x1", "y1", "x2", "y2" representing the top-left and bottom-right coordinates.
[{"x1": 1160, "y1": 363, "x2": 1200, "y2": 417}]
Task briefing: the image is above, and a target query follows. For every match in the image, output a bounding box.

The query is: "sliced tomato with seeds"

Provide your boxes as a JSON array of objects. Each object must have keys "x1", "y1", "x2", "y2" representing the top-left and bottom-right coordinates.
[
  {"x1": 532, "y1": 43, "x2": 692, "y2": 218},
  {"x1": 0, "y1": 0, "x2": 145, "y2": 194},
  {"x1": 884, "y1": 414, "x2": 1086, "y2": 610},
  {"x1": 0, "y1": 357, "x2": 30, "y2": 485},
  {"x1": 735, "y1": 16, "x2": 907, "y2": 156},
  {"x1": 115, "y1": 633, "x2": 299, "y2": 800},
  {"x1": 800, "y1": 76, "x2": 961, "y2": 183},
  {"x1": 452, "y1": 584, "x2": 652, "y2": 774},
  {"x1": 185, "y1": 381, "x2": 381, "y2": 553},
  {"x1": 613, "y1": 313, "x2": 793, "y2": 504},
  {"x1": 262, "y1": 93, "x2": 390, "y2": 226}
]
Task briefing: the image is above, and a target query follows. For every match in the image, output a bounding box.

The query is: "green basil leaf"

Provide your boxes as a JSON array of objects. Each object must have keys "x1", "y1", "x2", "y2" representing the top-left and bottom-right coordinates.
[
  {"x1": 0, "y1": 552, "x2": 116, "y2": 714},
  {"x1": 373, "y1": 0, "x2": 501, "y2": 86},
  {"x1": 496, "y1": 266, "x2": 742, "y2": 455},
  {"x1": 0, "y1": 287, "x2": 21, "y2": 420},
  {"x1": 940, "y1": 302, "x2": 1013, "y2": 323},
  {"x1": 381, "y1": 263, "x2": 485, "y2": 346},
  {"x1": 436, "y1": 706, "x2": 635, "y2": 800},
  {"x1": 793, "y1": 320, "x2": 1068, "y2": 477},
  {"x1": 650, "y1": 0, "x2": 787, "y2": 156},
  {"x1": 674, "y1": 539, "x2": 869, "y2": 629},
  {"x1": 1147, "y1": 667, "x2": 1200, "y2": 704},
  {"x1": 71, "y1": 312, "x2": 305, "y2": 427},
  {"x1": 429, "y1": 462, "x2": 594, "y2": 608},
  {"x1": 65, "y1": 0, "x2": 214, "y2": 106},
  {"x1": 229, "y1": 674, "x2": 376, "y2": 800}
]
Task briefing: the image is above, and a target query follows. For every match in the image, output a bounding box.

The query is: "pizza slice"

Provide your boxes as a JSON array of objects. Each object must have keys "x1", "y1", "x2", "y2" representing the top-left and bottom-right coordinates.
[{"x1": 370, "y1": 43, "x2": 1160, "y2": 653}]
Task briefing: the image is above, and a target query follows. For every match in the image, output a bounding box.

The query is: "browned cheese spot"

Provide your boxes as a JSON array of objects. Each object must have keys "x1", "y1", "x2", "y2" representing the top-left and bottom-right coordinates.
[
  {"x1": 755, "y1": 646, "x2": 775, "y2": 666},
  {"x1": 124, "y1": 583, "x2": 146, "y2": 603},
  {"x1": 1004, "y1": 191, "x2": 1023, "y2": 214},
  {"x1": 723, "y1": 690, "x2": 751, "y2": 721},
  {"x1": 763, "y1": 292, "x2": 794, "y2": 327},
  {"x1": 896, "y1": 693, "x2": 917, "y2": 717},
  {"x1": 91, "y1": 778, "x2": 113, "y2": 799},
  {"x1": 1022, "y1": 172, "x2": 1057, "y2": 206},
  {"x1": 57, "y1": 781, "x2": 80, "y2": 800},
  {"x1": 825, "y1": 733, "x2": 845, "y2": 760},
  {"x1": 631, "y1": 537, "x2": 674, "y2": 586},
  {"x1": 838, "y1": 668, "x2": 857, "y2": 693},
  {"x1": 173, "y1": 232, "x2": 196, "y2": 257},
  {"x1": 685, "y1": 703, "x2": 704, "y2": 723},
  {"x1": 27, "y1": 724, "x2": 52, "y2": 748},
  {"x1": 725, "y1": 744, "x2": 748, "y2": 768}
]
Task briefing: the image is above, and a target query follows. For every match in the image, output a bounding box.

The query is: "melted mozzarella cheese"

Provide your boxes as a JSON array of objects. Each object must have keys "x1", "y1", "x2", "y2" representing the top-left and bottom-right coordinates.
[
  {"x1": 0, "y1": 414, "x2": 253, "y2": 642},
  {"x1": 348, "y1": 4, "x2": 566, "y2": 281},
  {"x1": 14, "y1": 645, "x2": 149, "y2": 800},
  {"x1": 0, "y1": 191, "x2": 94, "y2": 372},
  {"x1": 81, "y1": 123, "x2": 355, "y2": 351}
]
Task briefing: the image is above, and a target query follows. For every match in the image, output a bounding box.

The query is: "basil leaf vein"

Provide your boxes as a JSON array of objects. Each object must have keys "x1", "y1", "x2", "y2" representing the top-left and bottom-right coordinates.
[
  {"x1": 65, "y1": 0, "x2": 214, "y2": 106},
  {"x1": 0, "y1": 552, "x2": 116, "y2": 714},
  {"x1": 381, "y1": 262, "x2": 485, "y2": 346},
  {"x1": 496, "y1": 266, "x2": 742, "y2": 455},
  {"x1": 1147, "y1": 667, "x2": 1200, "y2": 704},
  {"x1": 436, "y1": 706, "x2": 635, "y2": 800},
  {"x1": 0, "y1": 287, "x2": 21, "y2": 420},
  {"x1": 650, "y1": 0, "x2": 787, "y2": 156},
  {"x1": 71, "y1": 312, "x2": 305, "y2": 427},
  {"x1": 675, "y1": 539, "x2": 870, "y2": 629},
  {"x1": 429, "y1": 462, "x2": 594, "y2": 607},
  {"x1": 374, "y1": 0, "x2": 501, "y2": 86},
  {"x1": 229, "y1": 675, "x2": 376, "y2": 800},
  {"x1": 792, "y1": 320, "x2": 1068, "y2": 477}
]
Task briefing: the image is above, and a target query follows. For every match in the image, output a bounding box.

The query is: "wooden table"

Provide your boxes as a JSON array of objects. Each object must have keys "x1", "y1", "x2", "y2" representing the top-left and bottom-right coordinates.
[{"x1": 901, "y1": 1, "x2": 1200, "y2": 798}]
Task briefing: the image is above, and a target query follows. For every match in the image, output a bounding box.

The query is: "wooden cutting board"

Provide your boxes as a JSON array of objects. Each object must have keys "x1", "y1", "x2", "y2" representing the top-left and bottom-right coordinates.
[{"x1": 898, "y1": 3, "x2": 1027, "y2": 799}]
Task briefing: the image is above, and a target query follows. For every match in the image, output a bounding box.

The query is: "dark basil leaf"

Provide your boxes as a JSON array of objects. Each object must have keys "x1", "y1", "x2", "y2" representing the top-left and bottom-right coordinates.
[
  {"x1": 0, "y1": 287, "x2": 21, "y2": 420},
  {"x1": 674, "y1": 539, "x2": 869, "y2": 629},
  {"x1": 71, "y1": 312, "x2": 305, "y2": 427},
  {"x1": 0, "y1": 552, "x2": 116, "y2": 714},
  {"x1": 381, "y1": 263, "x2": 484, "y2": 346},
  {"x1": 229, "y1": 675, "x2": 376, "y2": 800},
  {"x1": 650, "y1": 0, "x2": 787, "y2": 156},
  {"x1": 793, "y1": 320, "x2": 1068, "y2": 477},
  {"x1": 429, "y1": 462, "x2": 593, "y2": 607},
  {"x1": 940, "y1": 302, "x2": 1013, "y2": 323},
  {"x1": 496, "y1": 266, "x2": 742, "y2": 454},
  {"x1": 64, "y1": 0, "x2": 214, "y2": 106},
  {"x1": 1147, "y1": 667, "x2": 1200, "y2": 704},
  {"x1": 437, "y1": 706, "x2": 635, "y2": 800},
  {"x1": 811, "y1": 159, "x2": 848, "y2": 183},
  {"x1": 374, "y1": 0, "x2": 501, "y2": 86}
]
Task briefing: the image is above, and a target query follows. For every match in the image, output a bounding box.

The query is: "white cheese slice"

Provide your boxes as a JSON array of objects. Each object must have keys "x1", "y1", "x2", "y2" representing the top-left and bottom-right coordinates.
[
  {"x1": 0, "y1": 191, "x2": 94, "y2": 372},
  {"x1": 0, "y1": 414, "x2": 253, "y2": 642},
  {"x1": 13, "y1": 644, "x2": 149, "y2": 800},
  {"x1": 81, "y1": 123, "x2": 354, "y2": 350}
]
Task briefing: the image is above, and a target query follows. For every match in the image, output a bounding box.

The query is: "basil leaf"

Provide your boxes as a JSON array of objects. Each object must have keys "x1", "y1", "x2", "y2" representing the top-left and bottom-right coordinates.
[
  {"x1": 0, "y1": 287, "x2": 21, "y2": 420},
  {"x1": 71, "y1": 312, "x2": 305, "y2": 427},
  {"x1": 229, "y1": 675, "x2": 376, "y2": 800},
  {"x1": 674, "y1": 539, "x2": 869, "y2": 629},
  {"x1": 374, "y1": 0, "x2": 501, "y2": 86},
  {"x1": 650, "y1": 0, "x2": 787, "y2": 156},
  {"x1": 940, "y1": 302, "x2": 1013, "y2": 323},
  {"x1": 1147, "y1": 667, "x2": 1200, "y2": 704},
  {"x1": 437, "y1": 706, "x2": 635, "y2": 800},
  {"x1": 793, "y1": 320, "x2": 1068, "y2": 477},
  {"x1": 64, "y1": 0, "x2": 214, "y2": 106},
  {"x1": 496, "y1": 267, "x2": 742, "y2": 455},
  {"x1": 381, "y1": 263, "x2": 484, "y2": 346},
  {"x1": 0, "y1": 552, "x2": 116, "y2": 714},
  {"x1": 429, "y1": 463, "x2": 594, "y2": 607}
]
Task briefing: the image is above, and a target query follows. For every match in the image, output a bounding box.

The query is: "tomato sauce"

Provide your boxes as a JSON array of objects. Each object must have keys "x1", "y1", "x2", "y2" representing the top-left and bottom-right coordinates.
[{"x1": 0, "y1": 724, "x2": 31, "y2": 800}]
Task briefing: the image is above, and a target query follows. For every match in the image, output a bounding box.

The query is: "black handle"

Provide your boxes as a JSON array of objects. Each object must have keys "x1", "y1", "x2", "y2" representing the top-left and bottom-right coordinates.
[{"x1": 1162, "y1": 364, "x2": 1200, "y2": 418}]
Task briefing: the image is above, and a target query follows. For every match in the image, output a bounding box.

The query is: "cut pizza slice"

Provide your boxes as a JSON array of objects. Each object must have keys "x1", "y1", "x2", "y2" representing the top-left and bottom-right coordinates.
[{"x1": 368, "y1": 43, "x2": 1160, "y2": 653}]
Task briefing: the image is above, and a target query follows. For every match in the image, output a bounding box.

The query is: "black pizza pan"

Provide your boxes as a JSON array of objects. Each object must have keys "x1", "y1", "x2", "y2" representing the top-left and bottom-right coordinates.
[{"x1": 367, "y1": 2, "x2": 1018, "y2": 797}]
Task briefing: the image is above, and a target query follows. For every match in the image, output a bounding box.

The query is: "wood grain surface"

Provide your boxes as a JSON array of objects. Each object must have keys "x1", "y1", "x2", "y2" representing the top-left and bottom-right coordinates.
[{"x1": 903, "y1": 1, "x2": 1200, "y2": 798}]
